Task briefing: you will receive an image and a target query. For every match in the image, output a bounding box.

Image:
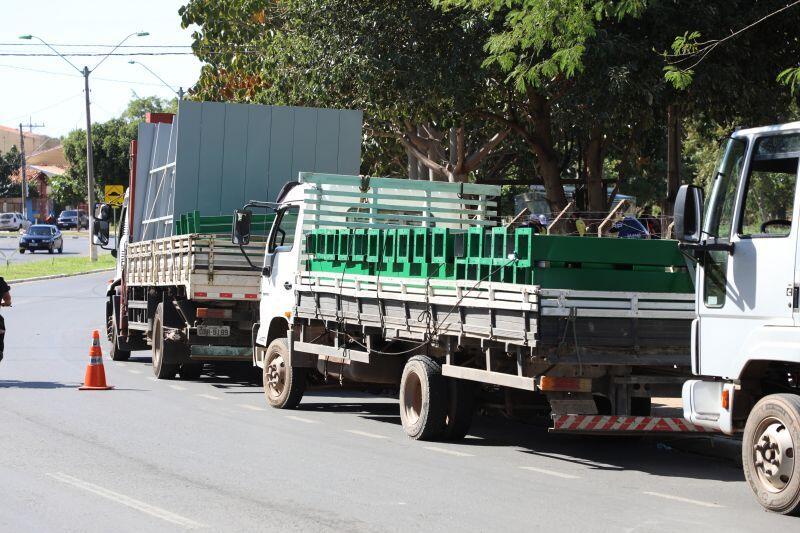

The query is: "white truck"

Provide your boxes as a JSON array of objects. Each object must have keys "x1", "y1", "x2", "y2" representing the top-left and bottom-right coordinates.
[
  {"x1": 675, "y1": 122, "x2": 800, "y2": 514},
  {"x1": 233, "y1": 175, "x2": 704, "y2": 455}
]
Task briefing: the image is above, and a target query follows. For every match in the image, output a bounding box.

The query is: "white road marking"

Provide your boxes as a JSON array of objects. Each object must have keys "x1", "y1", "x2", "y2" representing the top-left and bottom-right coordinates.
[
  {"x1": 345, "y1": 429, "x2": 389, "y2": 439},
  {"x1": 238, "y1": 404, "x2": 265, "y2": 412},
  {"x1": 519, "y1": 466, "x2": 580, "y2": 479},
  {"x1": 127, "y1": 369, "x2": 142, "y2": 374},
  {"x1": 47, "y1": 472, "x2": 204, "y2": 529},
  {"x1": 643, "y1": 491, "x2": 724, "y2": 508},
  {"x1": 197, "y1": 394, "x2": 221, "y2": 401},
  {"x1": 424, "y1": 446, "x2": 474, "y2": 457},
  {"x1": 169, "y1": 384, "x2": 187, "y2": 391},
  {"x1": 285, "y1": 415, "x2": 318, "y2": 424}
]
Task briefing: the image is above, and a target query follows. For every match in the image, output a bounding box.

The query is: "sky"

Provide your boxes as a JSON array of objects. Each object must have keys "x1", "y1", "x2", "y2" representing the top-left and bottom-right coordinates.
[{"x1": 0, "y1": 0, "x2": 202, "y2": 138}]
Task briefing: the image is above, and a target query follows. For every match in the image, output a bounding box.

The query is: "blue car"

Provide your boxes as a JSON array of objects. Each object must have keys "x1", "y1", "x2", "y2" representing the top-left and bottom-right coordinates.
[
  {"x1": 19, "y1": 224, "x2": 64, "y2": 254},
  {"x1": 612, "y1": 216, "x2": 650, "y2": 239}
]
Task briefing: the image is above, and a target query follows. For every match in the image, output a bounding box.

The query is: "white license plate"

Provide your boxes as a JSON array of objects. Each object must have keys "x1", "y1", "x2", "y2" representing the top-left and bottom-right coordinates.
[{"x1": 197, "y1": 325, "x2": 230, "y2": 337}]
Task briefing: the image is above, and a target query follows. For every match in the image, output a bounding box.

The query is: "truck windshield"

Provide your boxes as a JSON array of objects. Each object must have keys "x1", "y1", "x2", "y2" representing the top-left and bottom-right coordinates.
[{"x1": 703, "y1": 138, "x2": 747, "y2": 241}]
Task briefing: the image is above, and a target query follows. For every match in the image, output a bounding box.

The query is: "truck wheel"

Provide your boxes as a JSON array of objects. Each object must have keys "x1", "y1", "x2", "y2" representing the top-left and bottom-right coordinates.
[
  {"x1": 443, "y1": 378, "x2": 476, "y2": 441},
  {"x1": 151, "y1": 303, "x2": 178, "y2": 379},
  {"x1": 399, "y1": 355, "x2": 446, "y2": 440},
  {"x1": 179, "y1": 362, "x2": 203, "y2": 380},
  {"x1": 743, "y1": 393, "x2": 800, "y2": 515},
  {"x1": 108, "y1": 312, "x2": 130, "y2": 361},
  {"x1": 263, "y1": 338, "x2": 306, "y2": 409}
]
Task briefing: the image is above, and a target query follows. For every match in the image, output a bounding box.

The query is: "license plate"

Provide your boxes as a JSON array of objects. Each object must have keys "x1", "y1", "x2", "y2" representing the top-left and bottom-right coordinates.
[{"x1": 197, "y1": 325, "x2": 230, "y2": 337}]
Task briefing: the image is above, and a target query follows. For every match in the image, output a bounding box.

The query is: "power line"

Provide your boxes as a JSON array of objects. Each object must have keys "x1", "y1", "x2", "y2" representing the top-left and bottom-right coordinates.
[
  {"x1": 0, "y1": 63, "x2": 181, "y2": 87},
  {"x1": 0, "y1": 43, "x2": 192, "y2": 48},
  {"x1": 0, "y1": 52, "x2": 194, "y2": 57},
  {"x1": 0, "y1": 92, "x2": 84, "y2": 125}
]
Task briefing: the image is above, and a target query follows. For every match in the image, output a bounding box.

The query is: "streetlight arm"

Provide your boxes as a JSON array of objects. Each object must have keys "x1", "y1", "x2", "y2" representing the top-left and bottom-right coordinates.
[
  {"x1": 91, "y1": 31, "x2": 149, "y2": 72},
  {"x1": 21, "y1": 35, "x2": 82, "y2": 74},
  {"x1": 129, "y1": 61, "x2": 179, "y2": 97}
]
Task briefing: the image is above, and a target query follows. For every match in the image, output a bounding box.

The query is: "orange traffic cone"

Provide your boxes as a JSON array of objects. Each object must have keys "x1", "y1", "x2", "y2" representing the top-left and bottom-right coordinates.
[{"x1": 79, "y1": 330, "x2": 113, "y2": 391}]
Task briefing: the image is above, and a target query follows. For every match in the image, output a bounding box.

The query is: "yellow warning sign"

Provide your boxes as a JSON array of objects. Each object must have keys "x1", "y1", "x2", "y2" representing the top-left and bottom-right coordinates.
[{"x1": 105, "y1": 185, "x2": 124, "y2": 207}]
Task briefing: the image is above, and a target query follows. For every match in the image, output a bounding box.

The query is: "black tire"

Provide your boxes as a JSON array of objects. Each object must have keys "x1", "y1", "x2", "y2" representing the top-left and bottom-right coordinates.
[
  {"x1": 151, "y1": 303, "x2": 179, "y2": 379},
  {"x1": 443, "y1": 378, "x2": 476, "y2": 440},
  {"x1": 179, "y1": 362, "x2": 203, "y2": 380},
  {"x1": 58, "y1": 245, "x2": 63, "y2": 254},
  {"x1": 48, "y1": 245, "x2": 54, "y2": 254},
  {"x1": 263, "y1": 338, "x2": 306, "y2": 409},
  {"x1": 18, "y1": 249, "x2": 24, "y2": 254},
  {"x1": 743, "y1": 393, "x2": 800, "y2": 515},
  {"x1": 108, "y1": 311, "x2": 130, "y2": 361},
  {"x1": 399, "y1": 355, "x2": 446, "y2": 440}
]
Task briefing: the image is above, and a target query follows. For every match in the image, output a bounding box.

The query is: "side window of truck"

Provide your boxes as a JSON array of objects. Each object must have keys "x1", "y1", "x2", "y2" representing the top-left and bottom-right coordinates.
[
  {"x1": 738, "y1": 133, "x2": 800, "y2": 238},
  {"x1": 269, "y1": 205, "x2": 299, "y2": 253},
  {"x1": 703, "y1": 138, "x2": 747, "y2": 308}
]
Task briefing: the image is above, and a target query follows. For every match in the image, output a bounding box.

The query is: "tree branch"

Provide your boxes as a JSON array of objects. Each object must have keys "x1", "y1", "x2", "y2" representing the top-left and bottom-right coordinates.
[{"x1": 463, "y1": 129, "x2": 510, "y2": 173}]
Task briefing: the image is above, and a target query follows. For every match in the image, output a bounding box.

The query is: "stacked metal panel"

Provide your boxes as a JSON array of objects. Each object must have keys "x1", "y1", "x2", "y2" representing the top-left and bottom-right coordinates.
[{"x1": 132, "y1": 101, "x2": 363, "y2": 242}]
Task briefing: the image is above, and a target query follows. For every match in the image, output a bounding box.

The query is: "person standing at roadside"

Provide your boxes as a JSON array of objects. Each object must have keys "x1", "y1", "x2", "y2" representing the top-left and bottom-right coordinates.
[{"x1": 0, "y1": 277, "x2": 11, "y2": 362}]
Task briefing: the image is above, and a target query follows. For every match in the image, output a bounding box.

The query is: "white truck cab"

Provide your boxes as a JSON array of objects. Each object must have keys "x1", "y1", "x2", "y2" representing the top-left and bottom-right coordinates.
[{"x1": 676, "y1": 121, "x2": 800, "y2": 514}]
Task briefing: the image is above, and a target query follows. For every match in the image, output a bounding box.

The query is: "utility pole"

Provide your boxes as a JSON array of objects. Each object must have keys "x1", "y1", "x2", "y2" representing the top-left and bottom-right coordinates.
[
  {"x1": 18, "y1": 121, "x2": 44, "y2": 222},
  {"x1": 83, "y1": 66, "x2": 97, "y2": 261}
]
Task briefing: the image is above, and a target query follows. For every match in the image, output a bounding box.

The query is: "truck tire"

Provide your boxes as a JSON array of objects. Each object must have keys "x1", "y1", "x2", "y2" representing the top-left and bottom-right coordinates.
[
  {"x1": 443, "y1": 378, "x2": 476, "y2": 441},
  {"x1": 108, "y1": 312, "x2": 130, "y2": 362},
  {"x1": 743, "y1": 393, "x2": 800, "y2": 515},
  {"x1": 151, "y1": 303, "x2": 179, "y2": 379},
  {"x1": 263, "y1": 338, "x2": 306, "y2": 409},
  {"x1": 179, "y1": 362, "x2": 203, "y2": 380},
  {"x1": 399, "y1": 355, "x2": 446, "y2": 440}
]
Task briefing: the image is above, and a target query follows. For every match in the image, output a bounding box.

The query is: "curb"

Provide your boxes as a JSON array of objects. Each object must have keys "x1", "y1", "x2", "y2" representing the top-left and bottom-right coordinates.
[{"x1": 10, "y1": 268, "x2": 115, "y2": 285}]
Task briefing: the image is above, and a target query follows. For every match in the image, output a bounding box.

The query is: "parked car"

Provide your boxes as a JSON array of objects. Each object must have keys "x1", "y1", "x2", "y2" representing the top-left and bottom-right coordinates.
[
  {"x1": 611, "y1": 216, "x2": 650, "y2": 239},
  {"x1": 15, "y1": 213, "x2": 31, "y2": 230},
  {"x1": 57, "y1": 209, "x2": 89, "y2": 230},
  {"x1": 0, "y1": 212, "x2": 25, "y2": 231},
  {"x1": 19, "y1": 224, "x2": 63, "y2": 254}
]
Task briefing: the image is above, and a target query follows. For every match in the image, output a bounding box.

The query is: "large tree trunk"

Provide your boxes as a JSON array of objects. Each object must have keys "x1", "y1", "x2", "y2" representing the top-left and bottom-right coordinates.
[{"x1": 585, "y1": 126, "x2": 606, "y2": 213}]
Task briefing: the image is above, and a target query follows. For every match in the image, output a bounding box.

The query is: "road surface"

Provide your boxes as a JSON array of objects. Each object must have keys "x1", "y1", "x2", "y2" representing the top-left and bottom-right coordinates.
[
  {"x1": 0, "y1": 233, "x2": 116, "y2": 264},
  {"x1": 0, "y1": 272, "x2": 796, "y2": 532}
]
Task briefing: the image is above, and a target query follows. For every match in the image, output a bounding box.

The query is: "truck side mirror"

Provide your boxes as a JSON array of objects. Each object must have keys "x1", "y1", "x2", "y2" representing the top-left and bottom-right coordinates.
[
  {"x1": 674, "y1": 184, "x2": 704, "y2": 243},
  {"x1": 232, "y1": 209, "x2": 252, "y2": 246},
  {"x1": 94, "y1": 203, "x2": 111, "y2": 222},
  {"x1": 93, "y1": 220, "x2": 110, "y2": 246}
]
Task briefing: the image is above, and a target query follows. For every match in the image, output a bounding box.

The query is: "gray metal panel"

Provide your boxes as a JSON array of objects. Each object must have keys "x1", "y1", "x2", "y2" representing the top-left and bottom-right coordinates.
[
  {"x1": 172, "y1": 100, "x2": 202, "y2": 222},
  {"x1": 315, "y1": 109, "x2": 340, "y2": 171},
  {"x1": 291, "y1": 107, "x2": 318, "y2": 180},
  {"x1": 220, "y1": 103, "x2": 250, "y2": 213},
  {"x1": 196, "y1": 102, "x2": 226, "y2": 214},
  {"x1": 337, "y1": 110, "x2": 362, "y2": 174},
  {"x1": 267, "y1": 106, "x2": 294, "y2": 201},
  {"x1": 244, "y1": 105, "x2": 271, "y2": 204}
]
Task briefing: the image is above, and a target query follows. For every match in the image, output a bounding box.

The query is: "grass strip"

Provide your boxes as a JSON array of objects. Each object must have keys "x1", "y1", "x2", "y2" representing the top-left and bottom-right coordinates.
[{"x1": 0, "y1": 254, "x2": 116, "y2": 281}]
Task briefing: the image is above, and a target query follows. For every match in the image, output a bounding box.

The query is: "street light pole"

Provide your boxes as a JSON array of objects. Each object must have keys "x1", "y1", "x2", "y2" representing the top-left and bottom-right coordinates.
[
  {"x1": 83, "y1": 66, "x2": 97, "y2": 259},
  {"x1": 19, "y1": 32, "x2": 148, "y2": 261}
]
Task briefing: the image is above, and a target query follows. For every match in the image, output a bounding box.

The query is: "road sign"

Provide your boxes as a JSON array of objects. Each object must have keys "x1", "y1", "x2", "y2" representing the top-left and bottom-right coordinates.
[{"x1": 105, "y1": 185, "x2": 124, "y2": 207}]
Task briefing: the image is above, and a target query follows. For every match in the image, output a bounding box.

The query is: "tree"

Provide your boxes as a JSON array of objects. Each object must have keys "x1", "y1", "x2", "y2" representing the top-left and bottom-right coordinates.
[
  {"x1": 181, "y1": 0, "x2": 510, "y2": 182},
  {"x1": 0, "y1": 146, "x2": 22, "y2": 197}
]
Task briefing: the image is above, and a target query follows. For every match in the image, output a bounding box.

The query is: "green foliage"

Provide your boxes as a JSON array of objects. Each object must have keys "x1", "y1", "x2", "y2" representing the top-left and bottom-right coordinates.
[
  {"x1": 0, "y1": 146, "x2": 22, "y2": 197},
  {"x1": 778, "y1": 67, "x2": 800, "y2": 95}
]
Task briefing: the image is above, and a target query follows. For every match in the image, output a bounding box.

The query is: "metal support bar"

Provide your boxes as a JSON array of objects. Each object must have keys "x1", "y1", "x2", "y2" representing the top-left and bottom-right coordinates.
[{"x1": 442, "y1": 364, "x2": 536, "y2": 391}]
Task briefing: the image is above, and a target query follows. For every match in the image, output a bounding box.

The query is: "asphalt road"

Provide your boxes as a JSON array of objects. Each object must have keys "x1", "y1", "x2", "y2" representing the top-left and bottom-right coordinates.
[
  {"x1": 0, "y1": 233, "x2": 115, "y2": 264},
  {"x1": 0, "y1": 272, "x2": 797, "y2": 532}
]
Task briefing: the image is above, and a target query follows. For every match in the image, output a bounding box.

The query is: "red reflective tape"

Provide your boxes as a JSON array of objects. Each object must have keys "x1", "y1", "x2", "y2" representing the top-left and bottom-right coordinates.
[
  {"x1": 244, "y1": 293, "x2": 258, "y2": 299},
  {"x1": 219, "y1": 292, "x2": 233, "y2": 298},
  {"x1": 195, "y1": 292, "x2": 207, "y2": 298}
]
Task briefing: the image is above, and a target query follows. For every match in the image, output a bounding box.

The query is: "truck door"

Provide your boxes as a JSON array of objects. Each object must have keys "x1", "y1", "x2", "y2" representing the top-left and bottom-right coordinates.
[
  {"x1": 698, "y1": 133, "x2": 800, "y2": 378},
  {"x1": 259, "y1": 204, "x2": 301, "y2": 331}
]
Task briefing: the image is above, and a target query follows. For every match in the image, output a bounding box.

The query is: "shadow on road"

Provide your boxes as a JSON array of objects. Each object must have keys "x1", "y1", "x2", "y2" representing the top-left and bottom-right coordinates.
[{"x1": 0, "y1": 380, "x2": 77, "y2": 389}]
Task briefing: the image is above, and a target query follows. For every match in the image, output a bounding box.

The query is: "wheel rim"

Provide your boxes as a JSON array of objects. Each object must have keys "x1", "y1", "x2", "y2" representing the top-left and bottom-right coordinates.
[
  {"x1": 266, "y1": 354, "x2": 286, "y2": 400},
  {"x1": 752, "y1": 416, "x2": 796, "y2": 493},
  {"x1": 402, "y1": 371, "x2": 423, "y2": 425}
]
